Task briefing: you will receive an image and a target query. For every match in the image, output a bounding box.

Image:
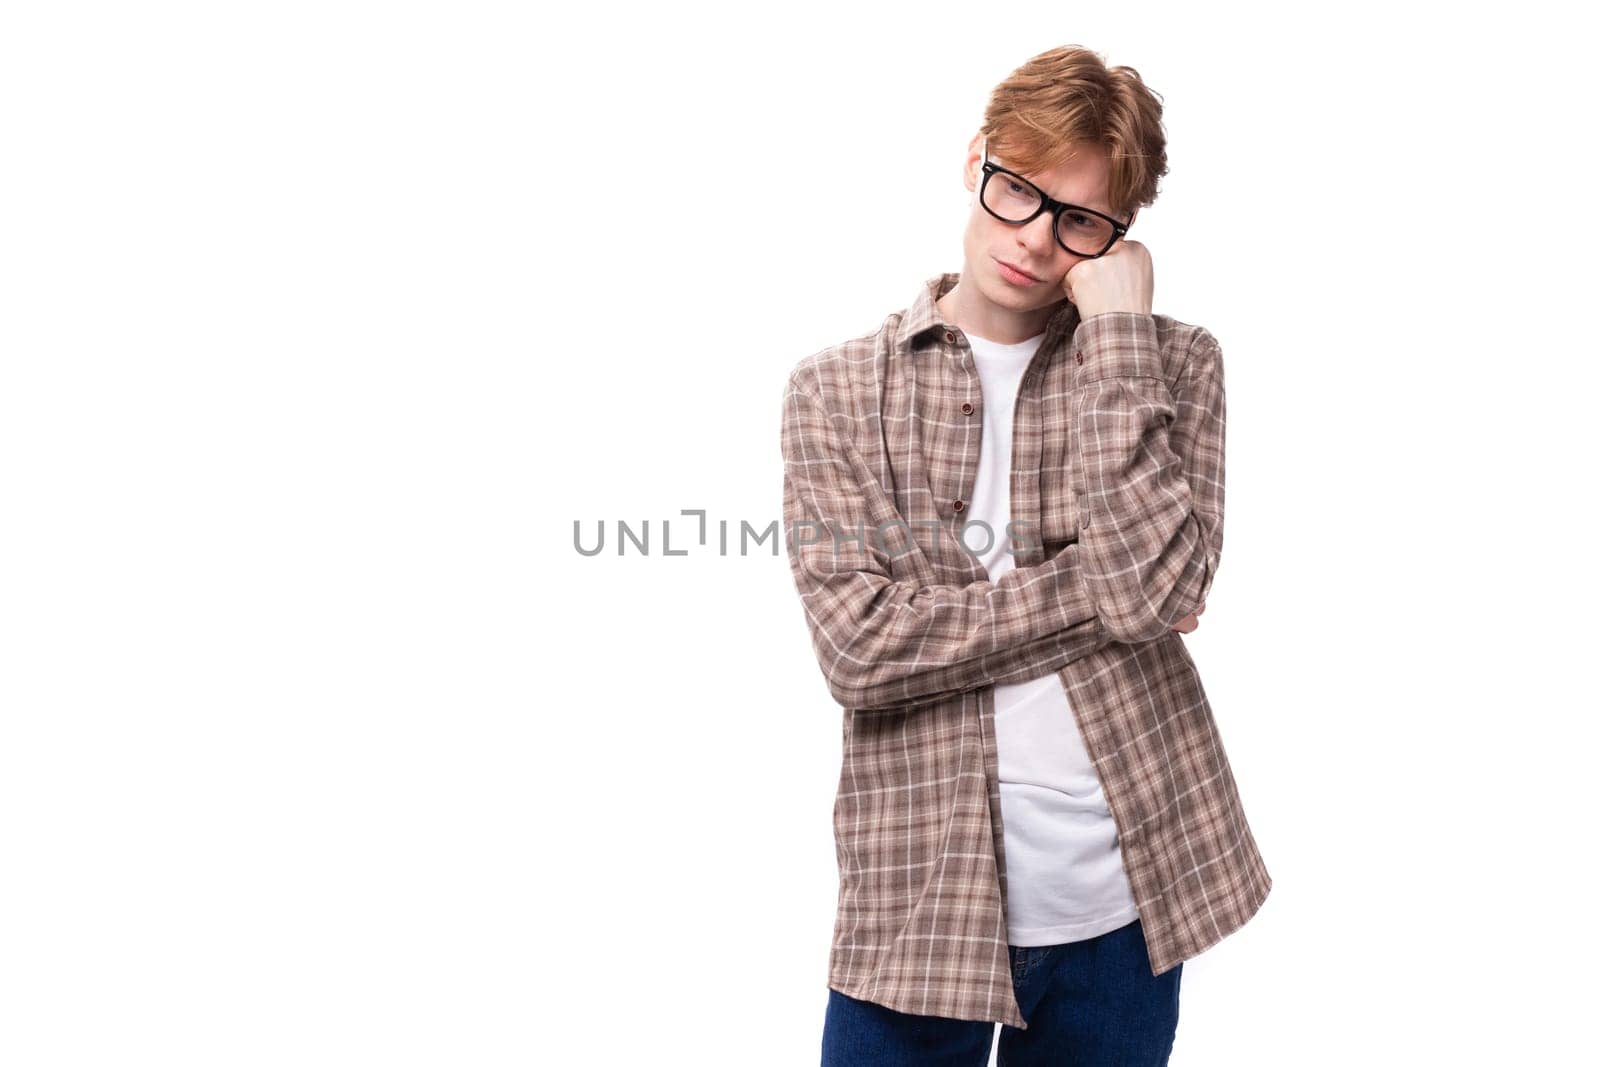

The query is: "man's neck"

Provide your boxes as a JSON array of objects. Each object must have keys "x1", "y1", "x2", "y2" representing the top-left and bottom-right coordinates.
[{"x1": 936, "y1": 280, "x2": 1060, "y2": 345}]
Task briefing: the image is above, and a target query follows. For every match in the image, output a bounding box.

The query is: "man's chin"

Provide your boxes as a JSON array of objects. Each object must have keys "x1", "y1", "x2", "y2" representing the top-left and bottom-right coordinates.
[
  {"x1": 982, "y1": 274, "x2": 1034, "y2": 301},
  {"x1": 987, "y1": 278, "x2": 1064, "y2": 309}
]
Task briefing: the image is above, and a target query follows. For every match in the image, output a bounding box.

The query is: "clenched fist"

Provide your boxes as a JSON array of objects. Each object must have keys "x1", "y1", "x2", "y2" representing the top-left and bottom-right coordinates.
[{"x1": 1061, "y1": 238, "x2": 1154, "y2": 320}]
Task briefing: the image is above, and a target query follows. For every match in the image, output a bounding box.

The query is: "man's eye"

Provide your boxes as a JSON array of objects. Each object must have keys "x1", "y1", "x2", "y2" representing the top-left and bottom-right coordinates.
[
  {"x1": 1006, "y1": 180, "x2": 1030, "y2": 195},
  {"x1": 1065, "y1": 212, "x2": 1095, "y2": 228}
]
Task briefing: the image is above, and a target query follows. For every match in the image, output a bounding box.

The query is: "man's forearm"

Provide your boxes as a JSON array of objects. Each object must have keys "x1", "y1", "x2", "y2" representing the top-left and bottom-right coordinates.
[
  {"x1": 1072, "y1": 313, "x2": 1227, "y2": 643},
  {"x1": 791, "y1": 536, "x2": 1115, "y2": 712}
]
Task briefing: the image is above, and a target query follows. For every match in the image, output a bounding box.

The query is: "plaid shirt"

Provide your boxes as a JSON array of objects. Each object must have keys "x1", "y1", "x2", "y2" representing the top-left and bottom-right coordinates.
[{"x1": 780, "y1": 271, "x2": 1272, "y2": 1030}]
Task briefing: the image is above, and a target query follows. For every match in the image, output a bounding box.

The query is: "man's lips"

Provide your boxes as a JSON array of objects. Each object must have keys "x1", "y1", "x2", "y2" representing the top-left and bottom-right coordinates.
[{"x1": 995, "y1": 258, "x2": 1042, "y2": 282}]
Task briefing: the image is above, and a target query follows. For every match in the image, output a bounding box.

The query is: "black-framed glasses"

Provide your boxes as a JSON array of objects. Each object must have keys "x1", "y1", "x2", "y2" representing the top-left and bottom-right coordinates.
[{"x1": 978, "y1": 139, "x2": 1131, "y2": 258}]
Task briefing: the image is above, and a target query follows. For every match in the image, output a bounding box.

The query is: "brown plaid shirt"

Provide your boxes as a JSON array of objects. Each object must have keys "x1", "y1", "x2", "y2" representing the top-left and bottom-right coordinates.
[{"x1": 779, "y1": 271, "x2": 1272, "y2": 1030}]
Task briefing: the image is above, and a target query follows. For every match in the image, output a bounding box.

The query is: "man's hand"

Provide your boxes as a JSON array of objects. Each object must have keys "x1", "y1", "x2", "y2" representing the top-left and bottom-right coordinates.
[
  {"x1": 1060, "y1": 238, "x2": 1154, "y2": 320},
  {"x1": 1170, "y1": 599, "x2": 1206, "y2": 634}
]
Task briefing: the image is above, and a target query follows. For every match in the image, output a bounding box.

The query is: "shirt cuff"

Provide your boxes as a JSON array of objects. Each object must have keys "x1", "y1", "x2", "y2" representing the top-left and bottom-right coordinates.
[{"x1": 1072, "y1": 312, "x2": 1164, "y2": 384}]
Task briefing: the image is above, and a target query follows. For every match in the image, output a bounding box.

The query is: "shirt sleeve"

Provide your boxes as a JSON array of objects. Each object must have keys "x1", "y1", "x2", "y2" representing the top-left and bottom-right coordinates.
[
  {"x1": 781, "y1": 371, "x2": 1110, "y2": 713},
  {"x1": 1071, "y1": 313, "x2": 1226, "y2": 644}
]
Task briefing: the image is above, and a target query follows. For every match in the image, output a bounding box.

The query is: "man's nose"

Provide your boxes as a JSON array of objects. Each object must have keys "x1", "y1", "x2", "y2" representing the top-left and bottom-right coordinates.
[{"x1": 1018, "y1": 211, "x2": 1056, "y2": 252}]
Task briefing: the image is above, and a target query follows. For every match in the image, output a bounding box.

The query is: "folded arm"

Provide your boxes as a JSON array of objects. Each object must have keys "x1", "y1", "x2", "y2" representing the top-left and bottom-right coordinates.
[
  {"x1": 1072, "y1": 314, "x2": 1227, "y2": 644},
  {"x1": 781, "y1": 372, "x2": 1111, "y2": 713}
]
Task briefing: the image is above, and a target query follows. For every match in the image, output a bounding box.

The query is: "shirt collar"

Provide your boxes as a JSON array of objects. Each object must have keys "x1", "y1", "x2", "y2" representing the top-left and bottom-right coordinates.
[{"x1": 895, "y1": 271, "x2": 1082, "y2": 354}]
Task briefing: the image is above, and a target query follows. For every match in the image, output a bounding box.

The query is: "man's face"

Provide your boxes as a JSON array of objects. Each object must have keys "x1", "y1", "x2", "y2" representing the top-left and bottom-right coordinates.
[{"x1": 958, "y1": 134, "x2": 1134, "y2": 318}]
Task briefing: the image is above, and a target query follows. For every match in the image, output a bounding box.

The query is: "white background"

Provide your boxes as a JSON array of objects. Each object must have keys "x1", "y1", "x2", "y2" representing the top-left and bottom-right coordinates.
[{"x1": 3, "y1": 2, "x2": 1596, "y2": 1064}]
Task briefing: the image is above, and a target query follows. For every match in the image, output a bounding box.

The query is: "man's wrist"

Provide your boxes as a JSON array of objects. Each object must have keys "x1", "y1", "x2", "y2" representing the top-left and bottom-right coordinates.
[{"x1": 1072, "y1": 311, "x2": 1163, "y2": 384}]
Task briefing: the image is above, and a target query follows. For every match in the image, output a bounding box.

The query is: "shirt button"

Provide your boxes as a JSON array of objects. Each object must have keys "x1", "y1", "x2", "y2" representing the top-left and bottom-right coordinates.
[
  {"x1": 944, "y1": 330, "x2": 956, "y2": 344},
  {"x1": 960, "y1": 401, "x2": 975, "y2": 416},
  {"x1": 1075, "y1": 351, "x2": 1084, "y2": 364},
  {"x1": 952, "y1": 499, "x2": 966, "y2": 512}
]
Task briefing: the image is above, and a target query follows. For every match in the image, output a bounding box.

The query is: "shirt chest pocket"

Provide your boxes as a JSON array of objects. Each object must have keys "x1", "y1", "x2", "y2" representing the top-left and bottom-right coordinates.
[
  {"x1": 1037, "y1": 484, "x2": 1083, "y2": 552},
  {"x1": 1036, "y1": 422, "x2": 1085, "y2": 552}
]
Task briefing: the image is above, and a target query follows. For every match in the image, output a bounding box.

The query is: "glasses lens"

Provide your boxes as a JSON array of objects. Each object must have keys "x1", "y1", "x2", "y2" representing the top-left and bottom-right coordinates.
[
  {"x1": 982, "y1": 173, "x2": 1042, "y2": 222},
  {"x1": 1057, "y1": 209, "x2": 1116, "y2": 256}
]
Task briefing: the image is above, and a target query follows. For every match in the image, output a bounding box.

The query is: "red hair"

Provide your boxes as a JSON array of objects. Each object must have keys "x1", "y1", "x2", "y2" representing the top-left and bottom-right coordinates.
[{"x1": 980, "y1": 45, "x2": 1169, "y2": 219}]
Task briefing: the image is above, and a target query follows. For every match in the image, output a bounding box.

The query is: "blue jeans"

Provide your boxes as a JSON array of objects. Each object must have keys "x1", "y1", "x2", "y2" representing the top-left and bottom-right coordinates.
[{"x1": 820, "y1": 918, "x2": 1181, "y2": 1066}]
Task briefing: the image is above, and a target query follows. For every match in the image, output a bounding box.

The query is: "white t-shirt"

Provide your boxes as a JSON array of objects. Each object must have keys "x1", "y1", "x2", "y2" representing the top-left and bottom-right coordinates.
[{"x1": 963, "y1": 329, "x2": 1140, "y2": 947}]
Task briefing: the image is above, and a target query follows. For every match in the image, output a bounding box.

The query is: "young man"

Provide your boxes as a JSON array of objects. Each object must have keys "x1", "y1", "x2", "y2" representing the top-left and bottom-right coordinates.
[{"x1": 780, "y1": 46, "x2": 1272, "y2": 1064}]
